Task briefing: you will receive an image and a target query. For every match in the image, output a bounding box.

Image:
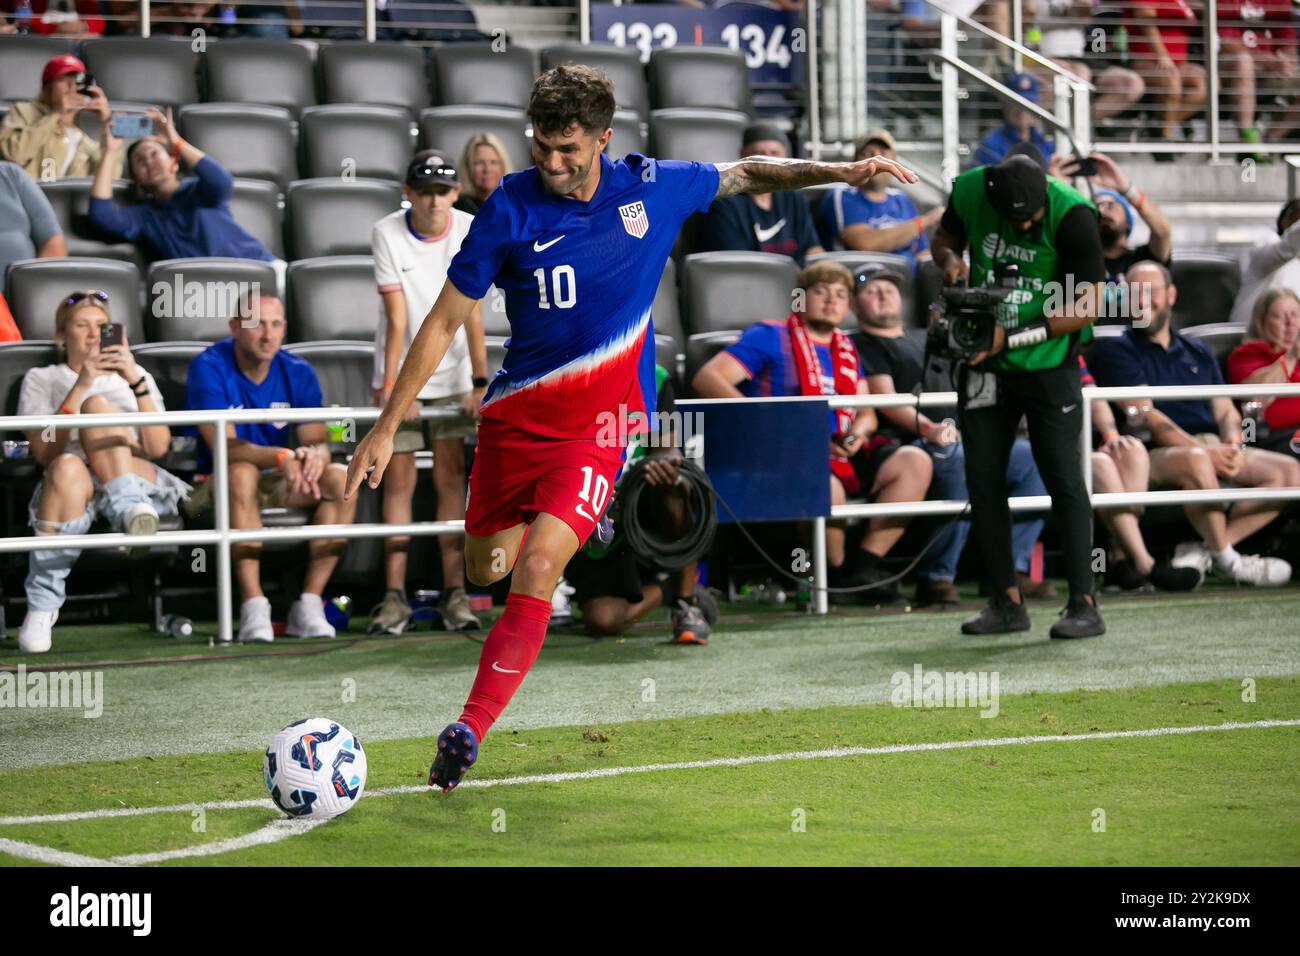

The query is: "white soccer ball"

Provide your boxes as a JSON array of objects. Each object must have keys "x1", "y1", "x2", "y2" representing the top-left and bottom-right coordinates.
[{"x1": 263, "y1": 718, "x2": 367, "y2": 820}]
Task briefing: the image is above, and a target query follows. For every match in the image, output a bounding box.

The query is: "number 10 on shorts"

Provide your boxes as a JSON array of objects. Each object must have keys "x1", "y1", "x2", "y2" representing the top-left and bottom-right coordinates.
[{"x1": 576, "y1": 465, "x2": 610, "y2": 521}]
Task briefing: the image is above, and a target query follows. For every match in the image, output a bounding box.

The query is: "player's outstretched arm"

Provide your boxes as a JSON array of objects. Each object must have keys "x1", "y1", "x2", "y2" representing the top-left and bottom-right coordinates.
[
  {"x1": 345, "y1": 281, "x2": 478, "y2": 499},
  {"x1": 714, "y1": 154, "x2": 919, "y2": 199}
]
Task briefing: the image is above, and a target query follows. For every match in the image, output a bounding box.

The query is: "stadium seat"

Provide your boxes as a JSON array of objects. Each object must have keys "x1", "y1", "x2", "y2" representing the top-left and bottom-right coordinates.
[
  {"x1": 541, "y1": 44, "x2": 649, "y2": 118},
  {"x1": 5, "y1": 257, "x2": 143, "y2": 343},
  {"x1": 1182, "y1": 322, "x2": 1247, "y2": 373},
  {"x1": 685, "y1": 331, "x2": 742, "y2": 391},
  {"x1": 430, "y1": 44, "x2": 536, "y2": 109},
  {"x1": 130, "y1": 340, "x2": 210, "y2": 413},
  {"x1": 38, "y1": 178, "x2": 142, "y2": 265},
  {"x1": 0, "y1": 341, "x2": 59, "y2": 436},
  {"x1": 607, "y1": 110, "x2": 647, "y2": 161},
  {"x1": 418, "y1": 106, "x2": 532, "y2": 173},
  {"x1": 680, "y1": 251, "x2": 800, "y2": 336},
  {"x1": 229, "y1": 178, "x2": 284, "y2": 260},
  {"x1": 0, "y1": 35, "x2": 77, "y2": 102},
  {"x1": 655, "y1": 333, "x2": 684, "y2": 390},
  {"x1": 284, "y1": 179, "x2": 402, "y2": 260},
  {"x1": 648, "y1": 108, "x2": 749, "y2": 163},
  {"x1": 299, "y1": 105, "x2": 415, "y2": 182},
  {"x1": 317, "y1": 42, "x2": 431, "y2": 116},
  {"x1": 203, "y1": 39, "x2": 317, "y2": 116},
  {"x1": 485, "y1": 335, "x2": 508, "y2": 377},
  {"x1": 283, "y1": 341, "x2": 376, "y2": 411},
  {"x1": 144, "y1": 258, "x2": 278, "y2": 343},
  {"x1": 1170, "y1": 253, "x2": 1241, "y2": 328},
  {"x1": 805, "y1": 250, "x2": 915, "y2": 326},
  {"x1": 285, "y1": 256, "x2": 378, "y2": 343},
  {"x1": 177, "y1": 104, "x2": 297, "y2": 190},
  {"x1": 480, "y1": 287, "x2": 510, "y2": 336},
  {"x1": 80, "y1": 38, "x2": 200, "y2": 112},
  {"x1": 652, "y1": 257, "x2": 685, "y2": 349},
  {"x1": 648, "y1": 47, "x2": 752, "y2": 114}
]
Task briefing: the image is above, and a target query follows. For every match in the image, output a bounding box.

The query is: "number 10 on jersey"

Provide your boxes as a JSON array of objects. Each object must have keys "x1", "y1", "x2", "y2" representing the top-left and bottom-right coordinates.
[{"x1": 534, "y1": 265, "x2": 576, "y2": 309}]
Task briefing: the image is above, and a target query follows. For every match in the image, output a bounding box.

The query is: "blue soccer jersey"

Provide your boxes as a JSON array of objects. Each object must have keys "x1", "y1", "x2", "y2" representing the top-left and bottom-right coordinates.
[{"x1": 447, "y1": 151, "x2": 719, "y2": 440}]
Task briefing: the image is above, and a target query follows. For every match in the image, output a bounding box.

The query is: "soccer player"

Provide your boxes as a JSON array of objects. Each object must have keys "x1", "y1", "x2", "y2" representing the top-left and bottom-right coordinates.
[{"x1": 345, "y1": 65, "x2": 918, "y2": 792}]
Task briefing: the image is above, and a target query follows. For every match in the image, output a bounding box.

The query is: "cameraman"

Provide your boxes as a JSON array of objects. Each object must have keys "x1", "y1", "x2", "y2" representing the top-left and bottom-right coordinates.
[{"x1": 929, "y1": 146, "x2": 1107, "y2": 639}]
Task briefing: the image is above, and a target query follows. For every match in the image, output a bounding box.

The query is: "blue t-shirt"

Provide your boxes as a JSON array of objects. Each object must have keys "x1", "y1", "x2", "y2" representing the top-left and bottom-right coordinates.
[
  {"x1": 820, "y1": 185, "x2": 928, "y2": 267},
  {"x1": 1089, "y1": 328, "x2": 1222, "y2": 436},
  {"x1": 186, "y1": 338, "x2": 324, "y2": 473},
  {"x1": 724, "y1": 319, "x2": 864, "y2": 431},
  {"x1": 973, "y1": 124, "x2": 1056, "y2": 168},
  {"x1": 446, "y1": 151, "x2": 718, "y2": 440},
  {"x1": 696, "y1": 191, "x2": 821, "y2": 265}
]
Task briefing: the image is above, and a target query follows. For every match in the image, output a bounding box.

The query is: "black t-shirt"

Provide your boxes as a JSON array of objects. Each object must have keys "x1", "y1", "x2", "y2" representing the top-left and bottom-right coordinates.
[
  {"x1": 852, "y1": 328, "x2": 957, "y2": 436},
  {"x1": 1105, "y1": 241, "x2": 1170, "y2": 284}
]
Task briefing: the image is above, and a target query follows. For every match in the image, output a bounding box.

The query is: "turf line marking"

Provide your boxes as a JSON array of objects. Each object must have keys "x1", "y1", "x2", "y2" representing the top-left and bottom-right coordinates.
[
  {"x1": 109, "y1": 818, "x2": 327, "y2": 865},
  {"x1": 0, "y1": 837, "x2": 119, "y2": 867}
]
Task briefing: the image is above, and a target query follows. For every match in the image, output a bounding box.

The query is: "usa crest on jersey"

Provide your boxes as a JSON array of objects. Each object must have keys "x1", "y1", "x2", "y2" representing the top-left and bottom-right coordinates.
[{"x1": 618, "y1": 201, "x2": 649, "y2": 239}]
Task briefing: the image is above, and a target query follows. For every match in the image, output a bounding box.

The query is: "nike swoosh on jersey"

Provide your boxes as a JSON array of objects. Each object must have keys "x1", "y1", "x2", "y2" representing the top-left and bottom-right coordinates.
[
  {"x1": 533, "y1": 235, "x2": 565, "y2": 252},
  {"x1": 754, "y1": 219, "x2": 787, "y2": 243}
]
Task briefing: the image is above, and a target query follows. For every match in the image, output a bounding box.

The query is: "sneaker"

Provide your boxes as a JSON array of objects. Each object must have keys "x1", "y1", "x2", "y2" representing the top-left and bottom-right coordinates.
[
  {"x1": 1214, "y1": 553, "x2": 1292, "y2": 587},
  {"x1": 239, "y1": 596, "x2": 274, "y2": 643},
  {"x1": 367, "y1": 589, "x2": 412, "y2": 635},
  {"x1": 18, "y1": 609, "x2": 57, "y2": 653},
  {"x1": 1103, "y1": 558, "x2": 1149, "y2": 593},
  {"x1": 831, "y1": 553, "x2": 900, "y2": 604},
  {"x1": 913, "y1": 577, "x2": 961, "y2": 607},
  {"x1": 670, "y1": 598, "x2": 710, "y2": 645},
  {"x1": 285, "y1": 594, "x2": 336, "y2": 638},
  {"x1": 1049, "y1": 596, "x2": 1106, "y2": 640},
  {"x1": 961, "y1": 595, "x2": 1031, "y2": 635},
  {"x1": 1171, "y1": 541, "x2": 1211, "y2": 576},
  {"x1": 428, "y1": 721, "x2": 478, "y2": 793},
  {"x1": 1015, "y1": 571, "x2": 1059, "y2": 600},
  {"x1": 551, "y1": 576, "x2": 576, "y2": 622},
  {"x1": 693, "y1": 586, "x2": 720, "y2": 626},
  {"x1": 438, "y1": 587, "x2": 481, "y2": 632},
  {"x1": 593, "y1": 511, "x2": 616, "y2": 547},
  {"x1": 1146, "y1": 561, "x2": 1203, "y2": 592},
  {"x1": 124, "y1": 502, "x2": 159, "y2": 537}
]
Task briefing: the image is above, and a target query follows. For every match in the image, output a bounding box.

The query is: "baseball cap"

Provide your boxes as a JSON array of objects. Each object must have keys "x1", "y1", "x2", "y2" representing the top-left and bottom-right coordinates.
[
  {"x1": 854, "y1": 264, "x2": 904, "y2": 291},
  {"x1": 42, "y1": 54, "x2": 87, "y2": 87},
  {"x1": 405, "y1": 150, "x2": 458, "y2": 189},
  {"x1": 1005, "y1": 72, "x2": 1040, "y2": 103},
  {"x1": 854, "y1": 128, "x2": 896, "y2": 154},
  {"x1": 984, "y1": 154, "x2": 1047, "y2": 222},
  {"x1": 1094, "y1": 188, "x2": 1134, "y2": 235},
  {"x1": 741, "y1": 123, "x2": 789, "y2": 153}
]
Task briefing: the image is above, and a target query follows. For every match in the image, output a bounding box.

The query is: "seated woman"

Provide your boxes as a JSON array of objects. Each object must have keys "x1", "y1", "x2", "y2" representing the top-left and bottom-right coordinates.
[
  {"x1": 454, "y1": 132, "x2": 512, "y2": 215},
  {"x1": 15, "y1": 290, "x2": 190, "y2": 653},
  {"x1": 1226, "y1": 288, "x2": 1300, "y2": 457}
]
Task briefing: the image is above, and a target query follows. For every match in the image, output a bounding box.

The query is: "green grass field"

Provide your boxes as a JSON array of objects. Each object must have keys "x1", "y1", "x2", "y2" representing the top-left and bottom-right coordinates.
[{"x1": 2, "y1": 586, "x2": 1298, "y2": 866}]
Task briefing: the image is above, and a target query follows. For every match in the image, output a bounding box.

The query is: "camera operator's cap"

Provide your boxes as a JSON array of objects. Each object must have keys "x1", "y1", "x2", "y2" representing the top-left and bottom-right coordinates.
[
  {"x1": 405, "y1": 150, "x2": 458, "y2": 188},
  {"x1": 1005, "y1": 72, "x2": 1040, "y2": 103},
  {"x1": 854, "y1": 128, "x2": 896, "y2": 154},
  {"x1": 42, "y1": 54, "x2": 87, "y2": 86},
  {"x1": 984, "y1": 154, "x2": 1047, "y2": 223},
  {"x1": 854, "y1": 264, "x2": 904, "y2": 291}
]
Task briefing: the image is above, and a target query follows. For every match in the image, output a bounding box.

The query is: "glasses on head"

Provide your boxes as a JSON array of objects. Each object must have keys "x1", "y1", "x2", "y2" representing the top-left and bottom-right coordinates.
[{"x1": 64, "y1": 290, "x2": 109, "y2": 307}]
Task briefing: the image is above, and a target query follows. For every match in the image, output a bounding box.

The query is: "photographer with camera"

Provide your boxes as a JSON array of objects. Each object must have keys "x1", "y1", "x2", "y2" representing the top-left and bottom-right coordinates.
[{"x1": 929, "y1": 146, "x2": 1107, "y2": 639}]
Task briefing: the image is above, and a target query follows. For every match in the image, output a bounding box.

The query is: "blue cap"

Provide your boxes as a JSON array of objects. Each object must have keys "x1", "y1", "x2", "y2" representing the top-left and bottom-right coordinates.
[
  {"x1": 1006, "y1": 72, "x2": 1040, "y2": 103},
  {"x1": 1094, "y1": 188, "x2": 1134, "y2": 235}
]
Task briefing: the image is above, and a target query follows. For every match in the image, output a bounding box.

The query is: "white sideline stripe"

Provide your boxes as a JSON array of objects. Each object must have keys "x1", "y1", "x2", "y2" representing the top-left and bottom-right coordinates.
[
  {"x1": 0, "y1": 837, "x2": 119, "y2": 867},
  {"x1": 110, "y1": 818, "x2": 327, "y2": 865},
  {"x1": 2, "y1": 719, "x2": 1296, "y2": 832}
]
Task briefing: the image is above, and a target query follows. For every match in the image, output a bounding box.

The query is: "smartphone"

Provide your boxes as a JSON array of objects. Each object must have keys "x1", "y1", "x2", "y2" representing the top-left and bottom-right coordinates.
[
  {"x1": 99, "y1": 322, "x2": 124, "y2": 350},
  {"x1": 77, "y1": 73, "x2": 96, "y2": 96},
  {"x1": 1074, "y1": 157, "x2": 1099, "y2": 177},
  {"x1": 110, "y1": 113, "x2": 154, "y2": 139}
]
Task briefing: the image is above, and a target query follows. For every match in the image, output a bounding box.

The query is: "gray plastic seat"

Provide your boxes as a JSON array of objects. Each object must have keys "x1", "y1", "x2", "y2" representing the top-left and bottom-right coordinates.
[
  {"x1": 685, "y1": 331, "x2": 742, "y2": 393},
  {"x1": 284, "y1": 178, "x2": 401, "y2": 260},
  {"x1": 317, "y1": 42, "x2": 430, "y2": 115},
  {"x1": 203, "y1": 39, "x2": 317, "y2": 116},
  {"x1": 5, "y1": 257, "x2": 143, "y2": 343},
  {"x1": 607, "y1": 110, "x2": 646, "y2": 161},
  {"x1": 0, "y1": 341, "x2": 60, "y2": 437},
  {"x1": 81, "y1": 38, "x2": 200, "y2": 111},
  {"x1": 130, "y1": 340, "x2": 209, "y2": 413},
  {"x1": 485, "y1": 335, "x2": 508, "y2": 378},
  {"x1": 652, "y1": 257, "x2": 684, "y2": 348},
  {"x1": 177, "y1": 103, "x2": 297, "y2": 190},
  {"x1": 299, "y1": 105, "x2": 414, "y2": 181},
  {"x1": 649, "y1": 47, "x2": 752, "y2": 113},
  {"x1": 430, "y1": 44, "x2": 536, "y2": 109},
  {"x1": 1170, "y1": 253, "x2": 1242, "y2": 329},
  {"x1": 418, "y1": 106, "x2": 532, "y2": 174},
  {"x1": 0, "y1": 35, "x2": 77, "y2": 102},
  {"x1": 541, "y1": 44, "x2": 649, "y2": 118},
  {"x1": 229, "y1": 178, "x2": 284, "y2": 260},
  {"x1": 283, "y1": 341, "x2": 376, "y2": 410},
  {"x1": 648, "y1": 108, "x2": 749, "y2": 163},
  {"x1": 285, "y1": 256, "x2": 378, "y2": 342},
  {"x1": 38, "y1": 178, "x2": 142, "y2": 265},
  {"x1": 680, "y1": 252, "x2": 799, "y2": 336},
  {"x1": 145, "y1": 258, "x2": 278, "y2": 342}
]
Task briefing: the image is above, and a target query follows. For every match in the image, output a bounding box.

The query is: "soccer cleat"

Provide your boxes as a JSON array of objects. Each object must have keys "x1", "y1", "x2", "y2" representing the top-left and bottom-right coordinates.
[
  {"x1": 1214, "y1": 553, "x2": 1292, "y2": 587},
  {"x1": 593, "y1": 508, "x2": 615, "y2": 547},
  {"x1": 18, "y1": 609, "x2": 57, "y2": 654},
  {"x1": 239, "y1": 596, "x2": 274, "y2": 643},
  {"x1": 437, "y1": 587, "x2": 482, "y2": 632},
  {"x1": 961, "y1": 595, "x2": 1030, "y2": 635},
  {"x1": 428, "y1": 721, "x2": 478, "y2": 793},
  {"x1": 368, "y1": 589, "x2": 412, "y2": 635},
  {"x1": 669, "y1": 598, "x2": 710, "y2": 645},
  {"x1": 1049, "y1": 597, "x2": 1106, "y2": 640},
  {"x1": 693, "y1": 585, "x2": 720, "y2": 626},
  {"x1": 551, "y1": 576, "x2": 576, "y2": 622},
  {"x1": 285, "y1": 594, "x2": 336, "y2": 638}
]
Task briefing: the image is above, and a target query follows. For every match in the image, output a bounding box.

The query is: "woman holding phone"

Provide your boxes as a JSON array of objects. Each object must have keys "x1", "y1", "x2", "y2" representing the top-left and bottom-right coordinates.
[{"x1": 14, "y1": 290, "x2": 189, "y2": 653}]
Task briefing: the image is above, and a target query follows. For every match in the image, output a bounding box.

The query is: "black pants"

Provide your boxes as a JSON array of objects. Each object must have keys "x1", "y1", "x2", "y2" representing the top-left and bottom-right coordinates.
[{"x1": 957, "y1": 359, "x2": 1095, "y2": 600}]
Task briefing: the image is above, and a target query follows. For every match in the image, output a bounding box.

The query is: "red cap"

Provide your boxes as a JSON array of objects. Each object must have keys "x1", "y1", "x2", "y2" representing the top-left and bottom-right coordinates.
[{"x1": 42, "y1": 54, "x2": 87, "y2": 87}]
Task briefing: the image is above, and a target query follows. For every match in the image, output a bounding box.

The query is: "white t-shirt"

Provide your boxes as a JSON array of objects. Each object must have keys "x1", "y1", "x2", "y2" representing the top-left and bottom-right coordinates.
[
  {"x1": 17, "y1": 363, "x2": 165, "y2": 460},
  {"x1": 372, "y1": 207, "x2": 475, "y2": 399}
]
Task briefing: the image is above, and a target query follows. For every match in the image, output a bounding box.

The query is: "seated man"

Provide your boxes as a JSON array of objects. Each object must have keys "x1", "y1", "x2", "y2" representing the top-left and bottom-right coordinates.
[
  {"x1": 820, "y1": 129, "x2": 940, "y2": 268},
  {"x1": 973, "y1": 73, "x2": 1055, "y2": 168},
  {"x1": 0, "y1": 54, "x2": 114, "y2": 181},
  {"x1": 1090, "y1": 261, "x2": 1299, "y2": 585},
  {"x1": 186, "y1": 293, "x2": 359, "y2": 641},
  {"x1": 853, "y1": 265, "x2": 1055, "y2": 606},
  {"x1": 692, "y1": 260, "x2": 932, "y2": 602},
  {"x1": 695, "y1": 124, "x2": 824, "y2": 266},
  {"x1": 16, "y1": 289, "x2": 189, "y2": 653},
  {"x1": 0, "y1": 159, "x2": 67, "y2": 278}
]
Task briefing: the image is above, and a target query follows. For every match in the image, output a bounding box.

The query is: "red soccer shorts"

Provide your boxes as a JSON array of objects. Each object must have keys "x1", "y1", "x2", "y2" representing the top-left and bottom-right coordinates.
[{"x1": 464, "y1": 417, "x2": 627, "y2": 544}]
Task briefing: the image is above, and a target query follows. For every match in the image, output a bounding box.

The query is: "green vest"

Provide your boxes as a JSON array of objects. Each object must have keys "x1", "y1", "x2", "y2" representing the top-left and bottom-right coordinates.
[{"x1": 950, "y1": 167, "x2": 1096, "y2": 372}]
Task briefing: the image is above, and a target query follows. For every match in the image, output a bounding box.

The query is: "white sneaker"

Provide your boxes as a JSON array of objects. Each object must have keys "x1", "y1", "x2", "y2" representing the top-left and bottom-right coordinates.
[
  {"x1": 551, "y1": 576, "x2": 575, "y2": 622},
  {"x1": 239, "y1": 596, "x2": 274, "y2": 643},
  {"x1": 18, "y1": 609, "x2": 57, "y2": 653},
  {"x1": 286, "y1": 594, "x2": 336, "y2": 638},
  {"x1": 1171, "y1": 541, "x2": 1211, "y2": 575},
  {"x1": 124, "y1": 502, "x2": 159, "y2": 537},
  {"x1": 1215, "y1": 553, "x2": 1292, "y2": 587}
]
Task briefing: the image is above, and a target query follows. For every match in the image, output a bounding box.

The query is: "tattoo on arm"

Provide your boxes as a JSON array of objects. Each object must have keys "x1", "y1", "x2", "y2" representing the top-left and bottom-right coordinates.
[{"x1": 715, "y1": 157, "x2": 841, "y2": 199}]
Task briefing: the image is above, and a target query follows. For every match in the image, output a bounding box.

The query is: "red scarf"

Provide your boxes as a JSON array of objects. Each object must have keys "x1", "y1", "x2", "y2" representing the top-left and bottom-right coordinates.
[{"x1": 787, "y1": 312, "x2": 860, "y2": 487}]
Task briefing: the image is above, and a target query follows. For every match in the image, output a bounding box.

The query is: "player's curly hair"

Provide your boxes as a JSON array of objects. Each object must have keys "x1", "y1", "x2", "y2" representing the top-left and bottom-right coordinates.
[{"x1": 528, "y1": 65, "x2": 616, "y2": 137}]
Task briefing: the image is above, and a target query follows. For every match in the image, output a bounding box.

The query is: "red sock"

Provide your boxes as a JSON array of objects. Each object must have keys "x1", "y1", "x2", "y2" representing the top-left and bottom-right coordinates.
[{"x1": 458, "y1": 592, "x2": 551, "y2": 740}]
